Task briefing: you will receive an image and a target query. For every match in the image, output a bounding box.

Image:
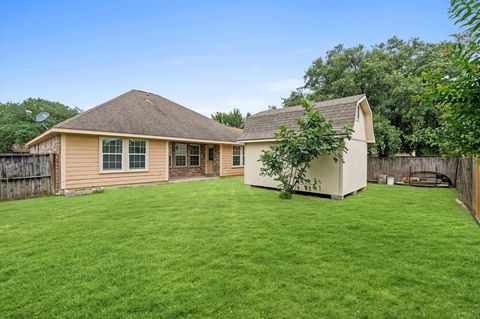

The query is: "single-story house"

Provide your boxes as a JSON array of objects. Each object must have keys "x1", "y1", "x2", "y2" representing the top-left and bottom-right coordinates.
[
  {"x1": 238, "y1": 94, "x2": 375, "y2": 199},
  {"x1": 26, "y1": 90, "x2": 244, "y2": 192}
]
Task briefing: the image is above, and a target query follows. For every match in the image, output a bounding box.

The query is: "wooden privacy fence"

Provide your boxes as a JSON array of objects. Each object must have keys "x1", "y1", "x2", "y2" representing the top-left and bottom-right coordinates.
[
  {"x1": 368, "y1": 156, "x2": 479, "y2": 219},
  {"x1": 367, "y1": 157, "x2": 459, "y2": 185},
  {"x1": 455, "y1": 157, "x2": 479, "y2": 219},
  {"x1": 0, "y1": 154, "x2": 56, "y2": 201}
]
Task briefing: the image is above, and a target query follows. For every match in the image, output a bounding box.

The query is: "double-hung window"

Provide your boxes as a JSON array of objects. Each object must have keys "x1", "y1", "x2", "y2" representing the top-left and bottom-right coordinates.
[
  {"x1": 189, "y1": 144, "x2": 200, "y2": 166},
  {"x1": 175, "y1": 143, "x2": 187, "y2": 167},
  {"x1": 102, "y1": 138, "x2": 123, "y2": 171},
  {"x1": 129, "y1": 140, "x2": 146, "y2": 170},
  {"x1": 168, "y1": 143, "x2": 173, "y2": 167},
  {"x1": 232, "y1": 145, "x2": 244, "y2": 166}
]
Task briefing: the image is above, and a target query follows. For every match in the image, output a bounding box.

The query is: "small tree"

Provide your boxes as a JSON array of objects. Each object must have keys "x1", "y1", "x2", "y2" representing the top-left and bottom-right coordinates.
[{"x1": 259, "y1": 100, "x2": 353, "y2": 199}]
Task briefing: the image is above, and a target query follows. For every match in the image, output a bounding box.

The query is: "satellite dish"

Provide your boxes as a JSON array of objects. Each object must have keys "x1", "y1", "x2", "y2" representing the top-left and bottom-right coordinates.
[{"x1": 35, "y1": 111, "x2": 50, "y2": 122}]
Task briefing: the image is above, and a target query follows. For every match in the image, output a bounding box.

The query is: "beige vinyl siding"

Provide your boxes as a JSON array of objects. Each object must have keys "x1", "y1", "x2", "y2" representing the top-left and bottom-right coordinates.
[
  {"x1": 64, "y1": 134, "x2": 167, "y2": 189},
  {"x1": 220, "y1": 144, "x2": 244, "y2": 177}
]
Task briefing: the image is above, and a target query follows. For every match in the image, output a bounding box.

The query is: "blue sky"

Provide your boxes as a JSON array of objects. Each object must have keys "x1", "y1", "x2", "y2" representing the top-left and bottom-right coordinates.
[{"x1": 0, "y1": 0, "x2": 459, "y2": 116}]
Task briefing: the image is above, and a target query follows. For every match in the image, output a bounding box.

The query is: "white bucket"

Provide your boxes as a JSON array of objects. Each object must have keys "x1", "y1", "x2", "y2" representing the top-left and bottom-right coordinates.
[{"x1": 386, "y1": 176, "x2": 394, "y2": 186}]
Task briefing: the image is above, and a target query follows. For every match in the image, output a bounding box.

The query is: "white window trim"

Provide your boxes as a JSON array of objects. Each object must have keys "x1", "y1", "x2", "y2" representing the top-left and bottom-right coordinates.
[
  {"x1": 355, "y1": 104, "x2": 360, "y2": 122},
  {"x1": 99, "y1": 137, "x2": 149, "y2": 173},
  {"x1": 232, "y1": 145, "x2": 244, "y2": 167},
  {"x1": 99, "y1": 137, "x2": 123, "y2": 173},
  {"x1": 189, "y1": 144, "x2": 201, "y2": 167},
  {"x1": 175, "y1": 143, "x2": 187, "y2": 167},
  {"x1": 168, "y1": 143, "x2": 173, "y2": 168},
  {"x1": 243, "y1": 148, "x2": 245, "y2": 167},
  {"x1": 128, "y1": 139, "x2": 149, "y2": 171}
]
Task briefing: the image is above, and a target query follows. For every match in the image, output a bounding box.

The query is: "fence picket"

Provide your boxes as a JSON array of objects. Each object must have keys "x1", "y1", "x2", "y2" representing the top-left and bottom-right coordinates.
[{"x1": 0, "y1": 154, "x2": 53, "y2": 200}]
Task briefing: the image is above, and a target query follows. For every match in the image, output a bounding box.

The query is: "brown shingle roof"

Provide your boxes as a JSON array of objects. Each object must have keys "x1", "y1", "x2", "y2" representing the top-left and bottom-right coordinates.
[
  {"x1": 238, "y1": 94, "x2": 365, "y2": 141},
  {"x1": 55, "y1": 90, "x2": 242, "y2": 142}
]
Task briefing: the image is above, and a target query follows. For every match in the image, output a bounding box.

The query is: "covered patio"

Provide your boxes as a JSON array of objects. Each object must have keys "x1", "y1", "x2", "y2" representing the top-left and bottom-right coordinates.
[{"x1": 168, "y1": 142, "x2": 220, "y2": 179}]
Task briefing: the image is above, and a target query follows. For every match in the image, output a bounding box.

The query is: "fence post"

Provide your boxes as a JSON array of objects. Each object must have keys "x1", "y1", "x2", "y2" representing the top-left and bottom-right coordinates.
[
  {"x1": 476, "y1": 158, "x2": 479, "y2": 220},
  {"x1": 454, "y1": 158, "x2": 459, "y2": 187}
]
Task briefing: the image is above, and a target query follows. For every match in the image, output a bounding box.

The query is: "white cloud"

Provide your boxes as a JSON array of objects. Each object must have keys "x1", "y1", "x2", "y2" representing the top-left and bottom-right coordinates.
[{"x1": 260, "y1": 78, "x2": 303, "y2": 93}]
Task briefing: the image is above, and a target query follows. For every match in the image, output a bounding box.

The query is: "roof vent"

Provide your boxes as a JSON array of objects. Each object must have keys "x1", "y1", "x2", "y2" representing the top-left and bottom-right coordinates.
[{"x1": 144, "y1": 98, "x2": 154, "y2": 105}]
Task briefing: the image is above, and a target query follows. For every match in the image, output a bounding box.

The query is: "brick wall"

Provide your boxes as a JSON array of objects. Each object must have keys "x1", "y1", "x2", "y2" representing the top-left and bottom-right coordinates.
[
  {"x1": 213, "y1": 145, "x2": 220, "y2": 175},
  {"x1": 169, "y1": 142, "x2": 206, "y2": 178}
]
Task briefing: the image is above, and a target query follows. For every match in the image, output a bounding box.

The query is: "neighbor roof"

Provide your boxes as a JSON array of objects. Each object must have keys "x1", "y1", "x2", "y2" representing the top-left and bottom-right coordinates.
[
  {"x1": 50, "y1": 90, "x2": 242, "y2": 142},
  {"x1": 238, "y1": 94, "x2": 367, "y2": 141}
]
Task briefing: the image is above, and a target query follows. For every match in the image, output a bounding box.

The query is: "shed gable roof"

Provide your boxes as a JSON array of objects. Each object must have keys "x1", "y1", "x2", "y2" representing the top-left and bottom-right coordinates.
[
  {"x1": 239, "y1": 94, "x2": 372, "y2": 142},
  {"x1": 53, "y1": 90, "x2": 241, "y2": 142}
]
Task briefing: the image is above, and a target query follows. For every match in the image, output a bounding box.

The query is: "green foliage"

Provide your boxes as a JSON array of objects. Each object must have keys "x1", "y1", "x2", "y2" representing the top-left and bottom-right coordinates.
[
  {"x1": 429, "y1": 0, "x2": 480, "y2": 157},
  {"x1": 259, "y1": 100, "x2": 353, "y2": 199},
  {"x1": 281, "y1": 88, "x2": 307, "y2": 107},
  {"x1": 436, "y1": 70, "x2": 480, "y2": 157},
  {"x1": 368, "y1": 115, "x2": 402, "y2": 157},
  {"x1": 0, "y1": 98, "x2": 80, "y2": 152},
  {"x1": 283, "y1": 37, "x2": 460, "y2": 156},
  {"x1": 450, "y1": 0, "x2": 480, "y2": 64},
  {"x1": 211, "y1": 108, "x2": 251, "y2": 128}
]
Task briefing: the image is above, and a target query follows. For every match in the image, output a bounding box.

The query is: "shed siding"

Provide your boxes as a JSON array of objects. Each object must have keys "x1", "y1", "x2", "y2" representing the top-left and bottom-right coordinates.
[
  {"x1": 307, "y1": 155, "x2": 342, "y2": 196},
  {"x1": 352, "y1": 104, "x2": 367, "y2": 141},
  {"x1": 64, "y1": 134, "x2": 167, "y2": 189},
  {"x1": 342, "y1": 139, "x2": 367, "y2": 195},
  {"x1": 244, "y1": 142, "x2": 278, "y2": 189},
  {"x1": 342, "y1": 102, "x2": 368, "y2": 195},
  {"x1": 244, "y1": 142, "x2": 342, "y2": 196},
  {"x1": 220, "y1": 144, "x2": 244, "y2": 177}
]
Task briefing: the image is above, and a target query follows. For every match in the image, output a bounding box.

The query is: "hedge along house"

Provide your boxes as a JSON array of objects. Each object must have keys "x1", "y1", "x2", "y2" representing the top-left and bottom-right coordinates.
[
  {"x1": 26, "y1": 90, "x2": 244, "y2": 192},
  {"x1": 238, "y1": 95, "x2": 375, "y2": 199}
]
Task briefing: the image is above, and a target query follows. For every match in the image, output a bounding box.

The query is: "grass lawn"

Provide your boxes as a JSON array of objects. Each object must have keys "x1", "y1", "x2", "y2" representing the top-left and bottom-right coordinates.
[{"x1": 1, "y1": 177, "x2": 479, "y2": 318}]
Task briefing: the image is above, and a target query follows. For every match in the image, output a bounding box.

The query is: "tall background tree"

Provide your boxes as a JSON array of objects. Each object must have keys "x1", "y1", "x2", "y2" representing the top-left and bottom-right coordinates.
[
  {"x1": 283, "y1": 37, "x2": 461, "y2": 157},
  {"x1": 427, "y1": 0, "x2": 479, "y2": 157},
  {"x1": 0, "y1": 98, "x2": 80, "y2": 153},
  {"x1": 211, "y1": 108, "x2": 251, "y2": 128}
]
